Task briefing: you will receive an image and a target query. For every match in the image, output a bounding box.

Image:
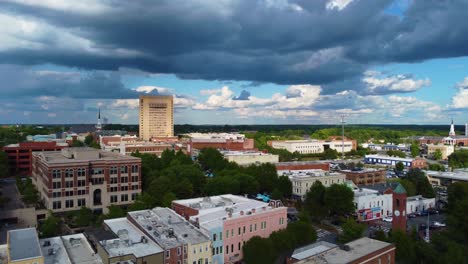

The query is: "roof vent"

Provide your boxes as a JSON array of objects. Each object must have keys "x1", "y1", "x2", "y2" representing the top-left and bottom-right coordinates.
[{"x1": 48, "y1": 248, "x2": 55, "y2": 255}]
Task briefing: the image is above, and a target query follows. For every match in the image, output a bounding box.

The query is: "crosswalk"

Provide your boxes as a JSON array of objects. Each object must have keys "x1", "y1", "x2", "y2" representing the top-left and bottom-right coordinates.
[{"x1": 316, "y1": 228, "x2": 332, "y2": 239}]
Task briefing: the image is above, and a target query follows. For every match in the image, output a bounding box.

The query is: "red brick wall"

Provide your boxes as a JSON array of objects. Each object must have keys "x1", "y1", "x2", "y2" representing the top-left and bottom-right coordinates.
[
  {"x1": 190, "y1": 140, "x2": 256, "y2": 154},
  {"x1": 3, "y1": 142, "x2": 66, "y2": 176},
  {"x1": 349, "y1": 245, "x2": 395, "y2": 264},
  {"x1": 172, "y1": 202, "x2": 199, "y2": 221},
  {"x1": 411, "y1": 158, "x2": 426, "y2": 169}
]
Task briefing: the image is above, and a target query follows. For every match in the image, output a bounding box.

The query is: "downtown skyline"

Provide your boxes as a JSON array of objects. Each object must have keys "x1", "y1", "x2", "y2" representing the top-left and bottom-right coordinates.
[{"x1": 0, "y1": 0, "x2": 467, "y2": 125}]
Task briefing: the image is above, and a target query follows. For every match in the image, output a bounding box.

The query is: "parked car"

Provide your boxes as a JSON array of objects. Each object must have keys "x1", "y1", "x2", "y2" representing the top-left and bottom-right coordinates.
[
  {"x1": 383, "y1": 217, "x2": 393, "y2": 223},
  {"x1": 427, "y1": 208, "x2": 439, "y2": 215},
  {"x1": 407, "y1": 213, "x2": 417, "y2": 218},
  {"x1": 433, "y1": 221, "x2": 446, "y2": 227}
]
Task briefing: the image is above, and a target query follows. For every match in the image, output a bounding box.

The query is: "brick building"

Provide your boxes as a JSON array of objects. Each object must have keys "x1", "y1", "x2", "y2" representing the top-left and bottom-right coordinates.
[
  {"x1": 287, "y1": 237, "x2": 395, "y2": 264},
  {"x1": 340, "y1": 168, "x2": 386, "y2": 186},
  {"x1": 3, "y1": 141, "x2": 68, "y2": 176},
  {"x1": 31, "y1": 147, "x2": 142, "y2": 214},
  {"x1": 185, "y1": 133, "x2": 255, "y2": 154}
]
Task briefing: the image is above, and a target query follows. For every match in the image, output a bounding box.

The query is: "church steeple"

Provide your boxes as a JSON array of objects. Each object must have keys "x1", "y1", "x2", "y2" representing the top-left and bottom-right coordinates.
[
  {"x1": 96, "y1": 108, "x2": 102, "y2": 132},
  {"x1": 449, "y1": 119, "x2": 456, "y2": 137}
]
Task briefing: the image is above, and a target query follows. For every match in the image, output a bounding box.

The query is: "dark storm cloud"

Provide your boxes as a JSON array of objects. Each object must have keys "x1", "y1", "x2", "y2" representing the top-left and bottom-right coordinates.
[
  {"x1": 0, "y1": 0, "x2": 467, "y2": 93},
  {"x1": 0, "y1": 65, "x2": 135, "y2": 99},
  {"x1": 232, "y1": 90, "x2": 251, "y2": 100}
]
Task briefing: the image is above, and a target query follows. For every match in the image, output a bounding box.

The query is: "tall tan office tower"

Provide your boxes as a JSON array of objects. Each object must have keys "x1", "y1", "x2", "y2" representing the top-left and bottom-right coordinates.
[{"x1": 139, "y1": 95, "x2": 174, "y2": 140}]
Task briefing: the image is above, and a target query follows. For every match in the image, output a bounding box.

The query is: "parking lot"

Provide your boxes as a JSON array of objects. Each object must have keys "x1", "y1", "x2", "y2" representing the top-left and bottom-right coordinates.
[{"x1": 407, "y1": 213, "x2": 446, "y2": 230}]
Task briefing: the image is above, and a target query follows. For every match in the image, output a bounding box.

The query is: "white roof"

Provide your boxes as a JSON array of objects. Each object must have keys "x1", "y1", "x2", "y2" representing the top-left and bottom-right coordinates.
[
  {"x1": 221, "y1": 150, "x2": 275, "y2": 156},
  {"x1": 291, "y1": 241, "x2": 338, "y2": 260},
  {"x1": 365, "y1": 154, "x2": 413, "y2": 162},
  {"x1": 61, "y1": 234, "x2": 103, "y2": 264},
  {"x1": 103, "y1": 218, "x2": 164, "y2": 258},
  {"x1": 40, "y1": 236, "x2": 71, "y2": 264},
  {"x1": 174, "y1": 195, "x2": 285, "y2": 230},
  {"x1": 425, "y1": 170, "x2": 468, "y2": 181},
  {"x1": 281, "y1": 170, "x2": 344, "y2": 179}
]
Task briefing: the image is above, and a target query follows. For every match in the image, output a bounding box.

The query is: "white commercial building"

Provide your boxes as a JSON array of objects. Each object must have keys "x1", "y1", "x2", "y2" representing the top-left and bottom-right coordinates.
[
  {"x1": 221, "y1": 151, "x2": 279, "y2": 165},
  {"x1": 353, "y1": 188, "x2": 393, "y2": 221},
  {"x1": 425, "y1": 169, "x2": 468, "y2": 186},
  {"x1": 426, "y1": 144, "x2": 454, "y2": 160},
  {"x1": 282, "y1": 170, "x2": 346, "y2": 200},
  {"x1": 269, "y1": 139, "x2": 355, "y2": 154},
  {"x1": 406, "y1": 195, "x2": 435, "y2": 214}
]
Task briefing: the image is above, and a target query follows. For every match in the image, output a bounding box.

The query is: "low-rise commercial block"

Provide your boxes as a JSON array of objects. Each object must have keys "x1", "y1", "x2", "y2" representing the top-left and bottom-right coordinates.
[
  {"x1": 340, "y1": 168, "x2": 387, "y2": 186},
  {"x1": 282, "y1": 170, "x2": 346, "y2": 200},
  {"x1": 221, "y1": 151, "x2": 279, "y2": 166},
  {"x1": 172, "y1": 195, "x2": 287, "y2": 264}
]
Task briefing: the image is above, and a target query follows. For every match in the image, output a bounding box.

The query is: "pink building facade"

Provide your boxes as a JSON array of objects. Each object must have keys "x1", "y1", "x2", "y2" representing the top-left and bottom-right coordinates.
[
  {"x1": 223, "y1": 205, "x2": 287, "y2": 263},
  {"x1": 173, "y1": 195, "x2": 287, "y2": 264}
]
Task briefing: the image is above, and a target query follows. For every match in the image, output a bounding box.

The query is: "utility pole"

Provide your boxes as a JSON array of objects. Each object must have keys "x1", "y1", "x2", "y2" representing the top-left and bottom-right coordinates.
[
  {"x1": 425, "y1": 212, "x2": 430, "y2": 242},
  {"x1": 341, "y1": 114, "x2": 345, "y2": 161}
]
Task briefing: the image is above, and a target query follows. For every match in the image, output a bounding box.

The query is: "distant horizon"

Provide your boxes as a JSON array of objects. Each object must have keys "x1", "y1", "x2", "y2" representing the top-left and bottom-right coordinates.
[{"x1": 2, "y1": 123, "x2": 466, "y2": 127}]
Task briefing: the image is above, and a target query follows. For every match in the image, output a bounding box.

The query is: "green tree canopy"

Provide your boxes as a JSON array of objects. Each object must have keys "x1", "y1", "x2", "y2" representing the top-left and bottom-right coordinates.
[
  {"x1": 84, "y1": 134, "x2": 94, "y2": 145},
  {"x1": 322, "y1": 148, "x2": 338, "y2": 160},
  {"x1": 71, "y1": 139, "x2": 84, "y2": 147},
  {"x1": 339, "y1": 219, "x2": 365, "y2": 243},
  {"x1": 433, "y1": 149, "x2": 443, "y2": 160},
  {"x1": 304, "y1": 181, "x2": 327, "y2": 220},
  {"x1": 410, "y1": 142, "x2": 420, "y2": 158},
  {"x1": 324, "y1": 184, "x2": 355, "y2": 216},
  {"x1": 39, "y1": 211, "x2": 60, "y2": 238},
  {"x1": 197, "y1": 148, "x2": 228, "y2": 172},
  {"x1": 448, "y1": 150, "x2": 468, "y2": 168},
  {"x1": 75, "y1": 207, "x2": 95, "y2": 227},
  {"x1": 395, "y1": 161, "x2": 404, "y2": 172},
  {"x1": 243, "y1": 236, "x2": 276, "y2": 264},
  {"x1": 277, "y1": 176, "x2": 292, "y2": 198},
  {"x1": 406, "y1": 169, "x2": 435, "y2": 198},
  {"x1": 0, "y1": 152, "x2": 9, "y2": 178}
]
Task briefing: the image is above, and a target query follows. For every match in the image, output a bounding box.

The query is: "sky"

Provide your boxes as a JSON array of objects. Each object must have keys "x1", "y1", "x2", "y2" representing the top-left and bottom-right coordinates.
[{"x1": 0, "y1": 0, "x2": 467, "y2": 125}]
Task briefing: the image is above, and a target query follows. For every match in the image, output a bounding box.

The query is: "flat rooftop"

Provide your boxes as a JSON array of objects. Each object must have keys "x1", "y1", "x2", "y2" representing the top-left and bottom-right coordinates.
[
  {"x1": 353, "y1": 188, "x2": 382, "y2": 197},
  {"x1": 62, "y1": 234, "x2": 103, "y2": 264},
  {"x1": 340, "y1": 168, "x2": 385, "y2": 173},
  {"x1": 365, "y1": 154, "x2": 413, "y2": 162},
  {"x1": 8, "y1": 228, "x2": 42, "y2": 261},
  {"x1": 407, "y1": 195, "x2": 433, "y2": 202},
  {"x1": 425, "y1": 170, "x2": 468, "y2": 181},
  {"x1": 221, "y1": 151, "x2": 276, "y2": 156},
  {"x1": 177, "y1": 195, "x2": 283, "y2": 231},
  {"x1": 40, "y1": 236, "x2": 71, "y2": 264},
  {"x1": 187, "y1": 133, "x2": 245, "y2": 140},
  {"x1": 173, "y1": 194, "x2": 251, "y2": 209},
  {"x1": 281, "y1": 170, "x2": 344, "y2": 179},
  {"x1": 103, "y1": 218, "x2": 164, "y2": 258},
  {"x1": 34, "y1": 147, "x2": 140, "y2": 164},
  {"x1": 315, "y1": 237, "x2": 393, "y2": 264},
  {"x1": 291, "y1": 241, "x2": 338, "y2": 260},
  {"x1": 127, "y1": 207, "x2": 210, "y2": 249},
  {"x1": 276, "y1": 161, "x2": 330, "y2": 165}
]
